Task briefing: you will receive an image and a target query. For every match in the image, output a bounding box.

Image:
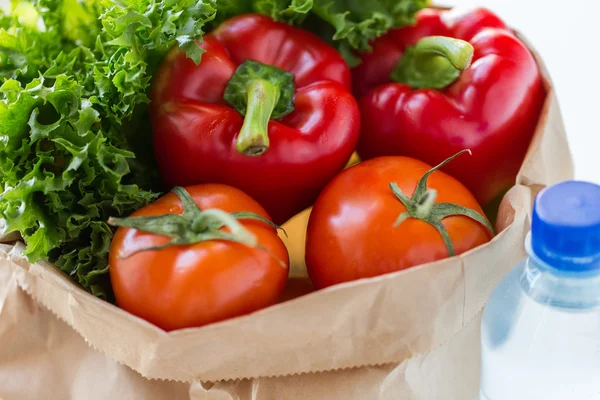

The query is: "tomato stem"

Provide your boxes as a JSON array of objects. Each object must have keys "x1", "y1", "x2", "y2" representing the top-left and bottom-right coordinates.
[
  {"x1": 191, "y1": 219, "x2": 206, "y2": 233},
  {"x1": 389, "y1": 150, "x2": 494, "y2": 256},
  {"x1": 107, "y1": 187, "x2": 287, "y2": 266},
  {"x1": 414, "y1": 189, "x2": 437, "y2": 219}
]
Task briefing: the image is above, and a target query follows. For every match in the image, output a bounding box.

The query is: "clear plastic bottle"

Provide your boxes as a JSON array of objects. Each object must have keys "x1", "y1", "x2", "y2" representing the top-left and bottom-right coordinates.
[{"x1": 480, "y1": 181, "x2": 600, "y2": 400}]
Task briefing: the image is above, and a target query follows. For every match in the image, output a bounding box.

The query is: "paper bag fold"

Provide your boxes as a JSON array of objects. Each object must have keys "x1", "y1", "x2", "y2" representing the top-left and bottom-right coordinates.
[{"x1": 0, "y1": 182, "x2": 533, "y2": 383}]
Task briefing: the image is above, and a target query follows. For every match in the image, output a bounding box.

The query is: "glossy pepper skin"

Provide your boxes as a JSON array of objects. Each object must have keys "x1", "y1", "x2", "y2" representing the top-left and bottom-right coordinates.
[
  {"x1": 352, "y1": 8, "x2": 545, "y2": 206},
  {"x1": 151, "y1": 14, "x2": 360, "y2": 225}
]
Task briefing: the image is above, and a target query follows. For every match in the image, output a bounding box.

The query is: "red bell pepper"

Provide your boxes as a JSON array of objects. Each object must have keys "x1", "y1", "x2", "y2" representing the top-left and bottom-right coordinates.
[
  {"x1": 151, "y1": 14, "x2": 360, "y2": 224},
  {"x1": 352, "y1": 8, "x2": 545, "y2": 207}
]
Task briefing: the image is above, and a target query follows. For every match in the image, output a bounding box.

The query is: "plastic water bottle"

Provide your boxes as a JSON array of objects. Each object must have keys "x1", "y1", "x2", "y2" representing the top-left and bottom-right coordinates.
[{"x1": 480, "y1": 181, "x2": 600, "y2": 400}]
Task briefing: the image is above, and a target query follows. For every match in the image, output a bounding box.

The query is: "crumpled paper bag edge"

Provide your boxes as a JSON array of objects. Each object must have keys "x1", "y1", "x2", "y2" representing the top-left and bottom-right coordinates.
[
  {"x1": 197, "y1": 282, "x2": 488, "y2": 385},
  {"x1": 1, "y1": 258, "x2": 180, "y2": 385},
  {"x1": 10, "y1": 260, "x2": 491, "y2": 389},
  {"x1": 0, "y1": 188, "x2": 529, "y2": 383}
]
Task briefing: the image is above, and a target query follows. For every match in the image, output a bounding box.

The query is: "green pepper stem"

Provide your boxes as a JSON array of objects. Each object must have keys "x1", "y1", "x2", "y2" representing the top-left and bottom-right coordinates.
[
  {"x1": 224, "y1": 60, "x2": 295, "y2": 156},
  {"x1": 416, "y1": 36, "x2": 474, "y2": 71},
  {"x1": 390, "y1": 36, "x2": 475, "y2": 90},
  {"x1": 235, "y1": 79, "x2": 279, "y2": 156}
]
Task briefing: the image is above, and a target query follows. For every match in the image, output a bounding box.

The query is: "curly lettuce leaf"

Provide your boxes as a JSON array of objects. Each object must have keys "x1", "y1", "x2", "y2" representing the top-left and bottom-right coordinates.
[
  {"x1": 0, "y1": 0, "x2": 216, "y2": 299},
  {"x1": 215, "y1": 0, "x2": 428, "y2": 65}
]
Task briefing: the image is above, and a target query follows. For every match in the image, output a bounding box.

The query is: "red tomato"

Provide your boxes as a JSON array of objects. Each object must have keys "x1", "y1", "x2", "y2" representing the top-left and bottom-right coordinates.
[
  {"x1": 305, "y1": 156, "x2": 493, "y2": 289},
  {"x1": 109, "y1": 184, "x2": 289, "y2": 331}
]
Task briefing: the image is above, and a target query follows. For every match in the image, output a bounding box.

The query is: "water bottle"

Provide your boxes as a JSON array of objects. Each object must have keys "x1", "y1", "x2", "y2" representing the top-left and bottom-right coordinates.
[{"x1": 480, "y1": 180, "x2": 600, "y2": 400}]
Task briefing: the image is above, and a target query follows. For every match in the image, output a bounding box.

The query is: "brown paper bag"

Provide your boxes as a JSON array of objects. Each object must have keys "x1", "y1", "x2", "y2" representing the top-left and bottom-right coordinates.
[
  {"x1": 0, "y1": 29, "x2": 572, "y2": 399},
  {"x1": 0, "y1": 252, "x2": 189, "y2": 400}
]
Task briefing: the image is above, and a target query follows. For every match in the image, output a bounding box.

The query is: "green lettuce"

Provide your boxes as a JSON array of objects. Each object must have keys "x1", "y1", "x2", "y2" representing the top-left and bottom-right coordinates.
[
  {"x1": 214, "y1": 0, "x2": 429, "y2": 65},
  {"x1": 0, "y1": 0, "x2": 216, "y2": 299}
]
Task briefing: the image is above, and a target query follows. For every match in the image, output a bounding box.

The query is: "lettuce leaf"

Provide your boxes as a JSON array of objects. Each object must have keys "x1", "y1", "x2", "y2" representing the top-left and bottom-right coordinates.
[
  {"x1": 0, "y1": 0, "x2": 216, "y2": 299},
  {"x1": 215, "y1": 0, "x2": 428, "y2": 65}
]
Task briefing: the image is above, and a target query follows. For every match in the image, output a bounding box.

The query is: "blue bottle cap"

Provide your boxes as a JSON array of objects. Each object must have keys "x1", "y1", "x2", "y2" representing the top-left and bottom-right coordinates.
[{"x1": 531, "y1": 180, "x2": 600, "y2": 272}]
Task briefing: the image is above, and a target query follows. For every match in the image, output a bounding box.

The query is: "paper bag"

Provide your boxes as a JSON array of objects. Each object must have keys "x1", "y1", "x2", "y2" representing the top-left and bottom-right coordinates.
[{"x1": 0, "y1": 27, "x2": 572, "y2": 399}]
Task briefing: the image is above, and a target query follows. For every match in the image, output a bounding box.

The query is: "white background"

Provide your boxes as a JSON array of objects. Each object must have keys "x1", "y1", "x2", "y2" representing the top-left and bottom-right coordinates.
[{"x1": 447, "y1": 0, "x2": 600, "y2": 182}]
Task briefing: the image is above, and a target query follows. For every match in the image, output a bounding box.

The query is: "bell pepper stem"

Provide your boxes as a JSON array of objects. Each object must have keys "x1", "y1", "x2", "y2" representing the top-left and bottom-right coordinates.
[
  {"x1": 236, "y1": 79, "x2": 279, "y2": 156},
  {"x1": 416, "y1": 36, "x2": 474, "y2": 71},
  {"x1": 224, "y1": 59, "x2": 296, "y2": 157},
  {"x1": 391, "y1": 36, "x2": 474, "y2": 90}
]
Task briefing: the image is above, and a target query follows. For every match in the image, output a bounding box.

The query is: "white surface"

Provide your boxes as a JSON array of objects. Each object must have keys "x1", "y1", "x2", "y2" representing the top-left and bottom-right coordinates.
[{"x1": 446, "y1": 0, "x2": 600, "y2": 182}]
